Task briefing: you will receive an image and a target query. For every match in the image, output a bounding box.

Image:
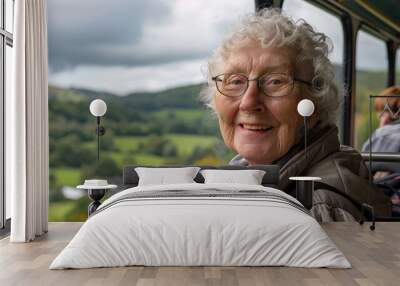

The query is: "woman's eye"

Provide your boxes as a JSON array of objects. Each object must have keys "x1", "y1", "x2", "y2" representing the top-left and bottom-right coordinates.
[
  {"x1": 226, "y1": 77, "x2": 246, "y2": 85},
  {"x1": 263, "y1": 75, "x2": 288, "y2": 87},
  {"x1": 231, "y1": 79, "x2": 244, "y2": 85},
  {"x1": 266, "y1": 78, "x2": 284, "y2": 86},
  {"x1": 269, "y1": 79, "x2": 282, "y2": 85}
]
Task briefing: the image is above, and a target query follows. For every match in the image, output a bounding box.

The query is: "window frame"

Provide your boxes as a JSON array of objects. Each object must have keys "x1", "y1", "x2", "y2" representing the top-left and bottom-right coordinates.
[
  {"x1": 397, "y1": 47, "x2": 400, "y2": 85},
  {"x1": 0, "y1": 0, "x2": 13, "y2": 233},
  {"x1": 387, "y1": 40, "x2": 397, "y2": 86}
]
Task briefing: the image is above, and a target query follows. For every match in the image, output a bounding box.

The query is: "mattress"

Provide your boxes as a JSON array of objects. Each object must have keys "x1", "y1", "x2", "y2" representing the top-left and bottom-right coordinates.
[{"x1": 50, "y1": 183, "x2": 351, "y2": 269}]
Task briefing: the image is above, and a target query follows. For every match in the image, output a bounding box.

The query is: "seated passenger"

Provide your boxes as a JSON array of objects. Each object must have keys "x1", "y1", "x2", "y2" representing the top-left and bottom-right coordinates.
[
  {"x1": 362, "y1": 86, "x2": 400, "y2": 175},
  {"x1": 200, "y1": 8, "x2": 391, "y2": 222},
  {"x1": 361, "y1": 86, "x2": 400, "y2": 215}
]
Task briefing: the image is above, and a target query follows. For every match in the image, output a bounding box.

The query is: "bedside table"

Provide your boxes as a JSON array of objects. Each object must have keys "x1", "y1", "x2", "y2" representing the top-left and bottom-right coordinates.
[{"x1": 77, "y1": 180, "x2": 117, "y2": 216}]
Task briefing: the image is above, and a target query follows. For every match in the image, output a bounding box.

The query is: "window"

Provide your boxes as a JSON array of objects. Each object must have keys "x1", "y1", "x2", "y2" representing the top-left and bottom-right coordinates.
[
  {"x1": 1, "y1": 0, "x2": 14, "y2": 230},
  {"x1": 355, "y1": 30, "x2": 388, "y2": 151},
  {"x1": 48, "y1": 0, "x2": 255, "y2": 221},
  {"x1": 5, "y1": 45, "x2": 11, "y2": 221},
  {"x1": 282, "y1": 0, "x2": 345, "y2": 141}
]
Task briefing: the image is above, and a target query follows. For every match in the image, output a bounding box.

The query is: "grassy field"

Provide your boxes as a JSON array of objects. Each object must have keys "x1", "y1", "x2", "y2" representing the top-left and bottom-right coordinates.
[
  {"x1": 53, "y1": 134, "x2": 221, "y2": 186},
  {"x1": 132, "y1": 153, "x2": 168, "y2": 165},
  {"x1": 150, "y1": 109, "x2": 208, "y2": 121},
  {"x1": 106, "y1": 151, "x2": 129, "y2": 166},
  {"x1": 54, "y1": 167, "x2": 81, "y2": 186},
  {"x1": 48, "y1": 200, "x2": 78, "y2": 221},
  {"x1": 114, "y1": 134, "x2": 219, "y2": 156},
  {"x1": 50, "y1": 133, "x2": 223, "y2": 221},
  {"x1": 114, "y1": 136, "x2": 147, "y2": 152},
  {"x1": 166, "y1": 134, "x2": 218, "y2": 156}
]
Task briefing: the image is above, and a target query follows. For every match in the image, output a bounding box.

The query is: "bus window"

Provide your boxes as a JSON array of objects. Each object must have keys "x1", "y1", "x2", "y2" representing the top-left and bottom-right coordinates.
[
  {"x1": 282, "y1": 0, "x2": 345, "y2": 141},
  {"x1": 355, "y1": 30, "x2": 388, "y2": 151},
  {"x1": 47, "y1": 1, "x2": 255, "y2": 222}
]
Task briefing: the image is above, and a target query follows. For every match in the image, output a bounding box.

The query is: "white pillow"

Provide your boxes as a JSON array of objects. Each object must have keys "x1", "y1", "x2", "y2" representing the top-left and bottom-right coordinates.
[
  {"x1": 135, "y1": 167, "x2": 200, "y2": 186},
  {"x1": 200, "y1": 169, "x2": 266, "y2": 185}
]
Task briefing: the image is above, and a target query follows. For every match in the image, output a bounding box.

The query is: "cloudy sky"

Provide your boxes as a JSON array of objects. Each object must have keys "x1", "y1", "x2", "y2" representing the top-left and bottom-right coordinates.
[{"x1": 47, "y1": 0, "x2": 395, "y2": 95}]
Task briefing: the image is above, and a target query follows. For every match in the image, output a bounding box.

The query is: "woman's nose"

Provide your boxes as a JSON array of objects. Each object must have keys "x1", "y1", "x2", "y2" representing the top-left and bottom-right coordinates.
[{"x1": 239, "y1": 81, "x2": 265, "y2": 113}]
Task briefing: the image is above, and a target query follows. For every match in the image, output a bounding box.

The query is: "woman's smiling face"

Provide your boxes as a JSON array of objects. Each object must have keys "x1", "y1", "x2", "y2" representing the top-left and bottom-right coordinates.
[{"x1": 214, "y1": 41, "x2": 311, "y2": 164}]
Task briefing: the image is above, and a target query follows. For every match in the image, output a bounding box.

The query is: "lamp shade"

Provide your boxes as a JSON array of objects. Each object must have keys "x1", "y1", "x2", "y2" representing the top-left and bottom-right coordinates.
[
  {"x1": 89, "y1": 99, "x2": 107, "y2": 117},
  {"x1": 297, "y1": 99, "x2": 314, "y2": 117}
]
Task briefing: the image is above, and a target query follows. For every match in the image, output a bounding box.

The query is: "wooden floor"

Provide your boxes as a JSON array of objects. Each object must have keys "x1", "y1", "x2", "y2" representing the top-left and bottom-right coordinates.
[{"x1": 0, "y1": 222, "x2": 399, "y2": 286}]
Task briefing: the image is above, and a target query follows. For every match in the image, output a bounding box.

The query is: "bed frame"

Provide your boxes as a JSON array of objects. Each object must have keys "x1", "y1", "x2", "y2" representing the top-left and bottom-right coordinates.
[{"x1": 122, "y1": 165, "x2": 280, "y2": 189}]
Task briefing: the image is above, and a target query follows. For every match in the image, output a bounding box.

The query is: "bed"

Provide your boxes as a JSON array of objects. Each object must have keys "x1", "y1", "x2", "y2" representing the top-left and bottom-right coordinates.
[{"x1": 49, "y1": 165, "x2": 350, "y2": 269}]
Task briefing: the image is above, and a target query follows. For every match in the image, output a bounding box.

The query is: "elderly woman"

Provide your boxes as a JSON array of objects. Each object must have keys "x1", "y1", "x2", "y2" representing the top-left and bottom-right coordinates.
[{"x1": 201, "y1": 9, "x2": 391, "y2": 222}]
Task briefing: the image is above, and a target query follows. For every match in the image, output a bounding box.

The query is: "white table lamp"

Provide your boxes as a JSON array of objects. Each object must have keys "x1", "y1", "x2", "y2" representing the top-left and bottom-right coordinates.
[
  {"x1": 290, "y1": 99, "x2": 320, "y2": 210},
  {"x1": 89, "y1": 99, "x2": 107, "y2": 161}
]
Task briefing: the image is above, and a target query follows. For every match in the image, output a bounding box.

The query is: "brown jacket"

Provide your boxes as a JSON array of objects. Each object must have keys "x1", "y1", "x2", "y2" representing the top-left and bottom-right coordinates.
[{"x1": 230, "y1": 125, "x2": 392, "y2": 221}]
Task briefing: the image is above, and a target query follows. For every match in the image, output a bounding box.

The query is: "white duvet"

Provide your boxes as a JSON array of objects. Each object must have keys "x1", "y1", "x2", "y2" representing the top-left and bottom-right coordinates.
[{"x1": 50, "y1": 183, "x2": 351, "y2": 269}]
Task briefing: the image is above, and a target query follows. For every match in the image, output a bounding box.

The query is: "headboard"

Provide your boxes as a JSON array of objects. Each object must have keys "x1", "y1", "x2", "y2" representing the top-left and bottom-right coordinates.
[{"x1": 122, "y1": 165, "x2": 280, "y2": 188}]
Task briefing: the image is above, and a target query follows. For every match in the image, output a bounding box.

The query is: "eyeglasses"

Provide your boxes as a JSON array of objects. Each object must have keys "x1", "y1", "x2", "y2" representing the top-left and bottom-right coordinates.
[{"x1": 211, "y1": 73, "x2": 313, "y2": 98}]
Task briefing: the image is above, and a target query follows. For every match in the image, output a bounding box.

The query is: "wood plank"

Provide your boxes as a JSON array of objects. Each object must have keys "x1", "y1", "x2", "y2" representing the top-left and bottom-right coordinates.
[{"x1": 0, "y1": 222, "x2": 400, "y2": 286}]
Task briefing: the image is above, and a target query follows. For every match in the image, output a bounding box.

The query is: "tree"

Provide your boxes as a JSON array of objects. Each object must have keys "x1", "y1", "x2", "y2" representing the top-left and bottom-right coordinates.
[
  {"x1": 81, "y1": 156, "x2": 121, "y2": 180},
  {"x1": 50, "y1": 135, "x2": 96, "y2": 167}
]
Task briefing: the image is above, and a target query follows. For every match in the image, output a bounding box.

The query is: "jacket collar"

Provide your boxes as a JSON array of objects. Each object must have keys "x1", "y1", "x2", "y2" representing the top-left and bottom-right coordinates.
[{"x1": 277, "y1": 124, "x2": 340, "y2": 189}]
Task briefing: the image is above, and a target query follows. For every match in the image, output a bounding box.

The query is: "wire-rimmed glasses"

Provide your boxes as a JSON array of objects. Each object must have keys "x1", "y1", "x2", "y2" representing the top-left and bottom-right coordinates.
[{"x1": 211, "y1": 73, "x2": 313, "y2": 98}]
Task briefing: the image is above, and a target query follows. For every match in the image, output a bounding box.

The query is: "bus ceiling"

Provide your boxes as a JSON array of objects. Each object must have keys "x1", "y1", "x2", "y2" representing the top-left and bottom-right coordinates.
[{"x1": 255, "y1": 0, "x2": 399, "y2": 43}]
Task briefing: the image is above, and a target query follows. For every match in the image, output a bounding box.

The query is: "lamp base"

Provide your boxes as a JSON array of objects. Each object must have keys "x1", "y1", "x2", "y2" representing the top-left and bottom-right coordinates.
[
  {"x1": 87, "y1": 189, "x2": 106, "y2": 216},
  {"x1": 289, "y1": 176, "x2": 321, "y2": 210},
  {"x1": 296, "y1": 180, "x2": 314, "y2": 210}
]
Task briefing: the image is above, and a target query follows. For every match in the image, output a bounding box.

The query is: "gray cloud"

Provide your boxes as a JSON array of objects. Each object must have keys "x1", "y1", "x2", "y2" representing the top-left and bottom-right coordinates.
[
  {"x1": 47, "y1": 0, "x2": 256, "y2": 75},
  {"x1": 47, "y1": 0, "x2": 257, "y2": 94},
  {"x1": 48, "y1": 0, "x2": 173, "y2": 71}
]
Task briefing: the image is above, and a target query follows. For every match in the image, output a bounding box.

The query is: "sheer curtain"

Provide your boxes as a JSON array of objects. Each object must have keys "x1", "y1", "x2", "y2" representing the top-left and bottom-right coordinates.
[{"x1": 7, "y1": 0, "x2": 49, "y2": 242}]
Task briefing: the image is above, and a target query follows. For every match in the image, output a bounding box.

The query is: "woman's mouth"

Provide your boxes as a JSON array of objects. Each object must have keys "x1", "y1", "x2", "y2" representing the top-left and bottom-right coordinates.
[{"x1": 239, "y1": 123, "x2": 274, "y2": 133}]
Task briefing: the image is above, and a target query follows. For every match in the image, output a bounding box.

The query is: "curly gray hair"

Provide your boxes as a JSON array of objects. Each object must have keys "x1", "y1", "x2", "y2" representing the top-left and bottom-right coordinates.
[{"x1": 200, "y1": 8, "x2": 342, "y2": 126}]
